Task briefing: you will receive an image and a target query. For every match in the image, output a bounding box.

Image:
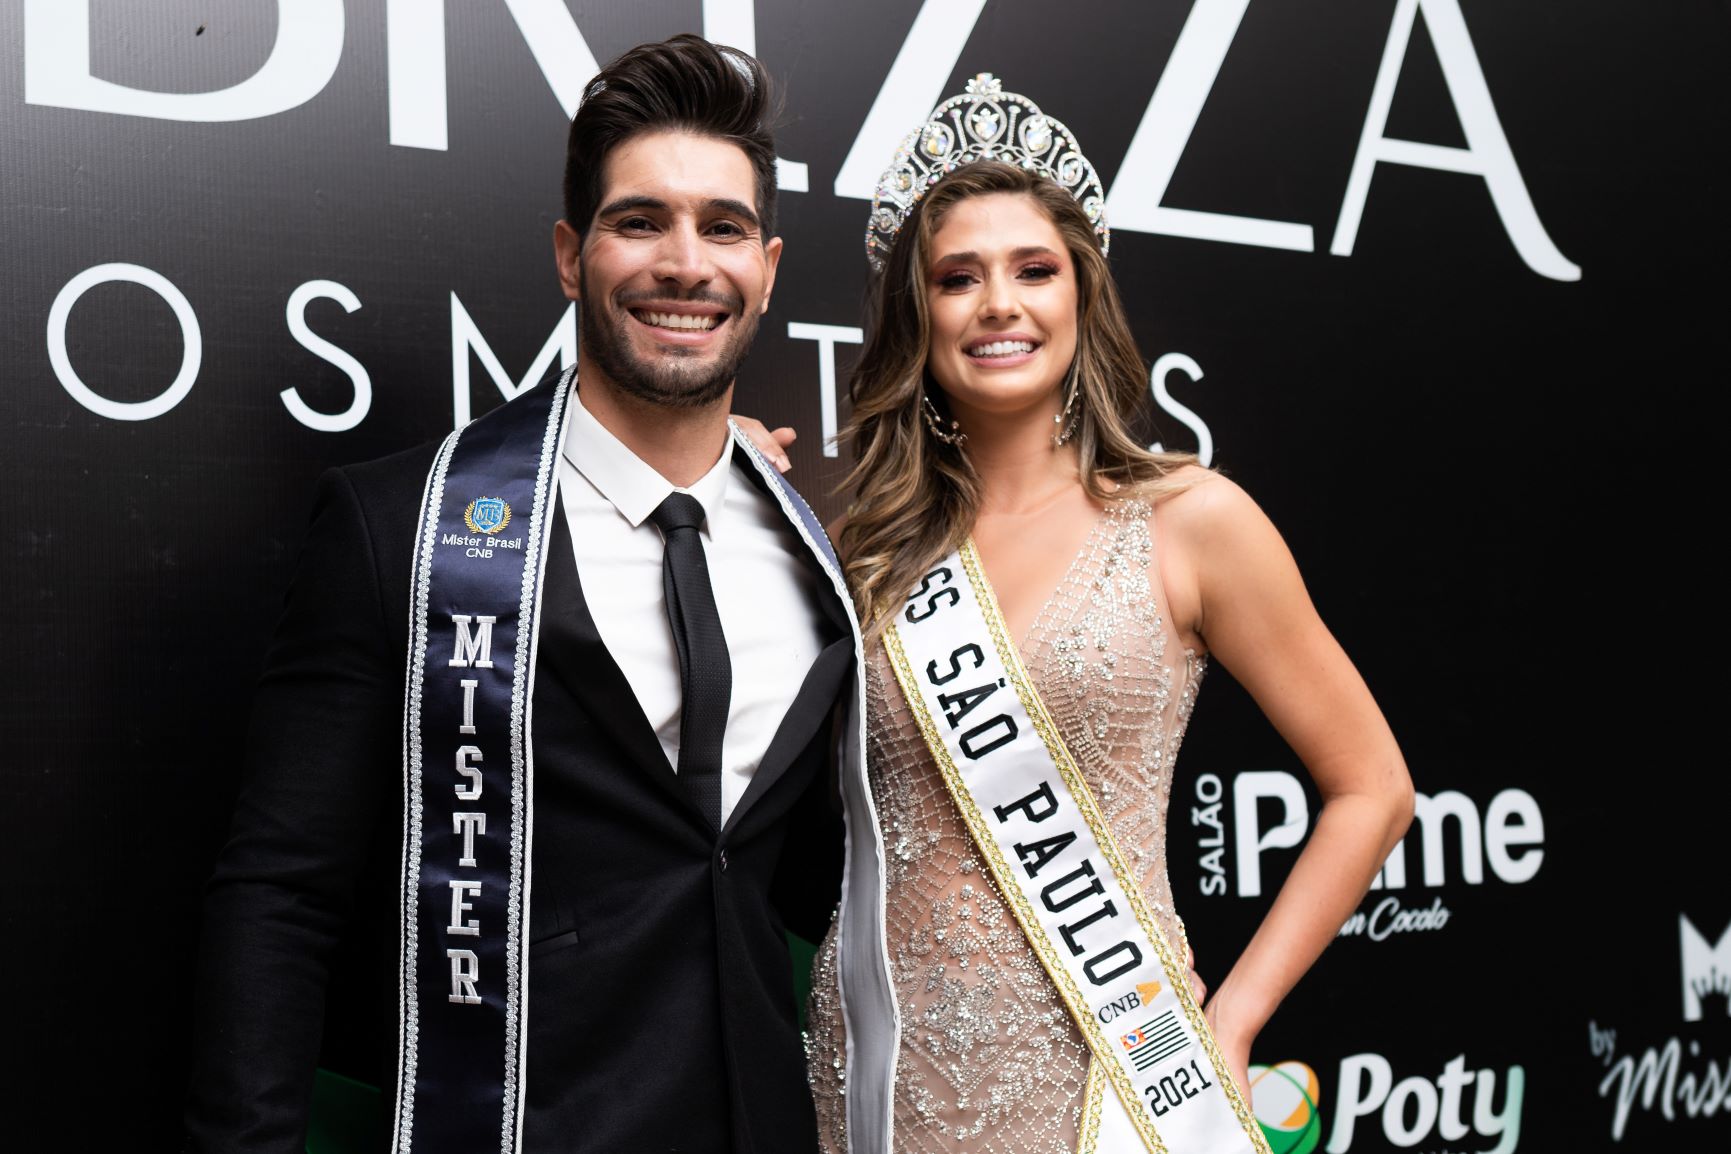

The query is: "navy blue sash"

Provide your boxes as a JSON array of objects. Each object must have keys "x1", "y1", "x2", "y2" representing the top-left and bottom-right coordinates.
[{"x1": 392, "y1": 368, "x2": 574, "y2": 1154}]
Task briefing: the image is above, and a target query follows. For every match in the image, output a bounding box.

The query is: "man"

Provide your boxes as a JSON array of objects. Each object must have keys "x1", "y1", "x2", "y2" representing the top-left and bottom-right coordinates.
[{"x1": 185, "y1": 35, "x2": 871, "y2": 1154}]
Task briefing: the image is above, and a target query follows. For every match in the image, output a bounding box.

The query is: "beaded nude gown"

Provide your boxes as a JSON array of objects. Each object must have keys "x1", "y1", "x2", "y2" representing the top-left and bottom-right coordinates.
[{"x1": 806, "y1": 499, "x2": 1206, "y2": 1153}]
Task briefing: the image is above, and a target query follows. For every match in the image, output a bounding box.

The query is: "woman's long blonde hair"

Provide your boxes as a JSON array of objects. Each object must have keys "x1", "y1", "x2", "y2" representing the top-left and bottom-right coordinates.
[{"x1": 837, "y1": 161, "x2": 1199, "y2": 633}]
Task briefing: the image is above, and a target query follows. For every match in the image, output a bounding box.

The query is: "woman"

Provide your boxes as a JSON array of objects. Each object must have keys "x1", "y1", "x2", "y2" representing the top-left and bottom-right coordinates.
[{"x1": 801, "y1": 76, "x2": 1414, "y2": 1153}]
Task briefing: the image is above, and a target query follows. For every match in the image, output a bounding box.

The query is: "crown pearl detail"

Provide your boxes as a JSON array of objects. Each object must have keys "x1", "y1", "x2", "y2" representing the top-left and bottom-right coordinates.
[{"x1": 865, "y1": 73, "x2": 1109, "y2": 272}]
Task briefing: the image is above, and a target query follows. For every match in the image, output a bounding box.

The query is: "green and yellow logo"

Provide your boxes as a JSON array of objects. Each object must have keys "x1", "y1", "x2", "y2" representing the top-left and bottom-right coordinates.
[{"x1": 1249, "y1": 1060, "x2": 1322, "y2": 1154}]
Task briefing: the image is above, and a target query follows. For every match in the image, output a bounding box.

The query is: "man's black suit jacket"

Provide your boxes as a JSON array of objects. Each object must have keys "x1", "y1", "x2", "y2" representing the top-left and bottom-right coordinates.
[{"x1": 185, "y1": 438, "x2": 849, "y2": 1153}]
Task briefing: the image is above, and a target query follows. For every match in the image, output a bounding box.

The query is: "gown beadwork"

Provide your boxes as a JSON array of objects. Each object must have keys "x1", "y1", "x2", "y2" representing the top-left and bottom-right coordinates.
[{"x1": 805, "y1": 498, "x2": 1206, "y2": 1153}]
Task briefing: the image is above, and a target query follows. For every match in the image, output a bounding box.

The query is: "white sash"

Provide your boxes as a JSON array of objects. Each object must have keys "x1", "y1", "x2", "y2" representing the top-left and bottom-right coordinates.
[{"x1": 883, "y1": 541, "x2": 1269, "y2": 1154}]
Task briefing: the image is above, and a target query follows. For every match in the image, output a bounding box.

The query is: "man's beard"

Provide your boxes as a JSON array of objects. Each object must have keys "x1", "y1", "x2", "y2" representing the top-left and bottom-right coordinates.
[{"x1": 579, "y1": 277, "x2": 759, "y2": 410}]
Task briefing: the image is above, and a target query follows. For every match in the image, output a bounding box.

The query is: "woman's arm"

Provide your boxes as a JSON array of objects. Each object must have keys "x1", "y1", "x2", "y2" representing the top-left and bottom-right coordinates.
[{"x1": 1157, "y1": 474, "x2": 1414, "y2": 1096}]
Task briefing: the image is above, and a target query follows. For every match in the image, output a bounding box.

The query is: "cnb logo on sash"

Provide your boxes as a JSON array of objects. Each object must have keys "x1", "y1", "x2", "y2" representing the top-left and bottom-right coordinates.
[{"x1": 464, "y1": 496, "x2": 512, "y2": 535}]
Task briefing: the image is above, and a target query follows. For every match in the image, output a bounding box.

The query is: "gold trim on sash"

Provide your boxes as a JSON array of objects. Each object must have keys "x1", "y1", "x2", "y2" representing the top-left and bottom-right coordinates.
[
  {"x1": 1080, "y1": 1057, "x2": 1107, "y2": 1154},
  {"x1": 884, "y1": 539, "x2": 1268, "y2": 1154}
]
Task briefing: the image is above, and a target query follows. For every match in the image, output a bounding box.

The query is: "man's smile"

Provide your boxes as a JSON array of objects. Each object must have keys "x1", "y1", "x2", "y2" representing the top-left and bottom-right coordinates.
[{"x1": 633, "y1": 309, "x2": 723, "y2": 332}]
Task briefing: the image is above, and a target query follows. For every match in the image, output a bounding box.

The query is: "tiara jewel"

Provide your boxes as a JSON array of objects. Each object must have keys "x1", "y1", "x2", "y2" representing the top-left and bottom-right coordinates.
[{"x1": 865, "y1": 73, "x2": 1109, "y2": 272}]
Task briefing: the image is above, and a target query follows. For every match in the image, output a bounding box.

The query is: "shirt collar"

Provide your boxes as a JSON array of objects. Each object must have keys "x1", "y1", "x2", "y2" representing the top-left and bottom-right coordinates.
[{"x1": 563, "y1": 389, "x2": 734, "y2": 536}]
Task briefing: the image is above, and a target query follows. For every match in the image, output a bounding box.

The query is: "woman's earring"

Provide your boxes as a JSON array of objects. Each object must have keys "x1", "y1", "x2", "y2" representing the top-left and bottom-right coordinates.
[
  {"x1": 1052, "y1": 375, "x2": 1082, "y2": 447},
  {"x1": 923, "y1": 391, "x2": 967, "y2": 447}
]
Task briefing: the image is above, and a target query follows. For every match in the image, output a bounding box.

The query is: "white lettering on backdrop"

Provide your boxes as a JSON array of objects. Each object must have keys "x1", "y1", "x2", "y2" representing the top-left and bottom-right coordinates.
[
  {"x1": 786, "y1": 323, "x2": 865, "y2": 459},
  {"x1": 47, "y1": 263, "x2": 201, "y2": 422},
  {"x1": 23, "y1": 0, "x2": 1581, "y2": 427},
  {"x1": 1329, "y1": 1052, "x2": 1524, "y2": 1154},
  {"x1": 832, "y1": 0, "x2": 1577, "y2": 280},
  {"x1": 1230, "y1": 771, "x2": 1546, "y2": 899},
  {"x1": 282, "y1": 281, "x2": 373, "y2": 433},
  {"x1": 22, "y1": 0, "x2": 809, "y2": 189},
  {"x1": 1332, "y1": 0, "x2": 1581, "y2": 281},
  {"x1": 451, "y1": 296, "x2": 577, "y2": 428},
  {"x1": 23, "y1": 0, "x2": 344, "y2": 122}
]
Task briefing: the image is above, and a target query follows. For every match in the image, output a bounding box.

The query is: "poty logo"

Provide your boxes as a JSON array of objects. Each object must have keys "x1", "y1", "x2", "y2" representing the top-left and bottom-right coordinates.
[
  {"x1": 1248, "y1": 1061, "x2": 1321, "y2": 1154},
  {"x1": 1329, "y1": 1052, "x2": 1523, "y2": 1154},
  {"x1": 1680, "y1": 913, "x2": 1731, "y2": 1021},
  {"x1": 1250, "y1": 1053, "x2": 1522, "y2": 1153}
]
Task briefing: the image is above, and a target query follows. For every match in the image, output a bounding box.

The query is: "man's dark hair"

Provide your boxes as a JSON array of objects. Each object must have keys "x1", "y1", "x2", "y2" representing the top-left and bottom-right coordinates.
[{"x1": 563, "y1": 34, "x2": 778, "y2": 239}]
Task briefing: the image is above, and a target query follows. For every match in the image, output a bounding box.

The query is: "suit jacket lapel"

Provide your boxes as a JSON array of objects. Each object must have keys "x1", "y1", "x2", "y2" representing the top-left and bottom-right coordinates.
[
  {"x1": 724, "y1": 446, "x2": 855, "y2": 834},
  {"x1": 540, "y1": 499, "x2": 711, "y2": 827},
  {"x1": 730, "y1": 443, "x2": 851, "y2": 636},
  {"x1": 723, "y1": 633, "x2": 852, "y2": 838},
  {"x1": 541, "y1": 449, "x2": 856, "y2": 837}
]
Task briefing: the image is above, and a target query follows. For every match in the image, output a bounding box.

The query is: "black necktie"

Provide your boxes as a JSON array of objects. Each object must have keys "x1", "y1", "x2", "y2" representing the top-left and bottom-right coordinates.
[{"x1": 649, "y1": 492, "x2": 730, "y2": 831}]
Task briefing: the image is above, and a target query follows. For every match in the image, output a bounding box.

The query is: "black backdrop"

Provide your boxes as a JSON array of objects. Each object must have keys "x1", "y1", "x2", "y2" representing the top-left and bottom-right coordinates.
[{"x1": 3, "y1": 2, "x2": 1726, "y2": 1150}]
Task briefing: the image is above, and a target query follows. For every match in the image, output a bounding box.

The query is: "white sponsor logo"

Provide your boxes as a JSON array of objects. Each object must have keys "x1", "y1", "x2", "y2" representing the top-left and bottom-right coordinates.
[
  {"x1": 1584, "y1": 916, "x2": 1731, "y2": 1141},
  {"x1": 24, "y1": 1, "x2": 1574, "y2": 279},
  {"x1": 833, "y1": 0, "x2": 1576, "y2": 280},
  {"x1": 43, "y1": 262, "x2": 581, "y2": 431},
  {"x1": 1148, "y1": 353, "x2": 1216, "y2": 467},
  {"x1": 1334, "y1": 894, "x2": 1450, "y2": 942},
  {"x1": 20, "y1": 0, "x2": 1581, "y2": 430},
  {"x1": 1681, "y1": 914, "x2": 1731, "y2": 1022},
  {"x1": 1207, "y1": 771, "x2": 1544, "y2": 910},
  {"x1": 1590, "y1": 1020, "x2": 1731, "y2": 1141},
  {"x1": 19, "y1": 0, "x2": 802, "y2": 178},
  {"x1": 1328, "y1": 1052, "x2": 1523, "y2": 1154},
  {"x1": 1191, "y1": 773, "x2": 1229, "y2": 896}
]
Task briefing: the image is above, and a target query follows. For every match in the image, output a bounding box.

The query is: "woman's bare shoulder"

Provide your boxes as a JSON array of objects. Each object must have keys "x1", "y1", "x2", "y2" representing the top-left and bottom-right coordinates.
[
  {"x1": 1147, "y1": 468, "x2": 1282, "y2": 557},
  {"x1": 1136, "y1": 464, "x2": 1226, "y2": 513},
  {"x1": 1149, "y1": 466, "x2": 1253, "y2": 513}
]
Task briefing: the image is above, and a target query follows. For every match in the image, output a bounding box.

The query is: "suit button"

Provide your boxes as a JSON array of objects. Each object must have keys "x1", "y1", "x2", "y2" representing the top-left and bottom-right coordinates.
[{"x1": 718, "y1": 849, "x2": 729, "y2": 872}]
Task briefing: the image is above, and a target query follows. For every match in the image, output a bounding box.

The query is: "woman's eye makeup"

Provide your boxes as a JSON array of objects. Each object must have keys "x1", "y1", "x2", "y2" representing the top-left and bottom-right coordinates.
[{"x1": 933, "y1": 261, "x2": 1061, "y2": 289}]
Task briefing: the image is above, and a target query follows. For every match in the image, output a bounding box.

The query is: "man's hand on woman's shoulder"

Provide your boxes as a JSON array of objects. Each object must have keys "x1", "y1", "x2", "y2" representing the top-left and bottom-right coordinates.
[{"x1": 731, "y1": 414, "x2": 796, "y2": 473}]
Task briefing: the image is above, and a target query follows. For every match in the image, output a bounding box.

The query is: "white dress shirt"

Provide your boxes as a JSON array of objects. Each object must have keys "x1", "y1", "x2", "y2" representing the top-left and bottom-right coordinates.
[{"x1": 558, "y1": 391, "x2": 830, "y2": 825}]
